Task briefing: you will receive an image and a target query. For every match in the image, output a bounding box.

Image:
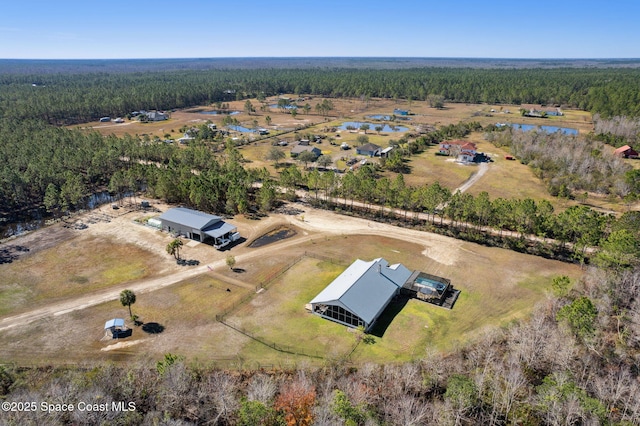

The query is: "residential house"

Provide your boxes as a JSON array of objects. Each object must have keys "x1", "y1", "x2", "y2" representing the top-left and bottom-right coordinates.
[
  {"x1": 308, "y1": 258, "x2": 457, "y2": 332},
  {"x1": 308, "y1": 258, "x2": 413, "y2": 331},
  {"x1": 290, "y1": 144, "x2": 321, "y2": 158},
  {"x1": 356, "y1": 142, "x2": 381, "y2": 157},
  {"x1": 146, "y1": 111, "x2": 168, "y2": 121},
  {"x1": 439, "y1": 140, "x2": 478, "y2": 162}
]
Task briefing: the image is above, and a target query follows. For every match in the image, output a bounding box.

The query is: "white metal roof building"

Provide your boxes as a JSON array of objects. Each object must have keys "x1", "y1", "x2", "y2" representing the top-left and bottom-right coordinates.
[
  {"x1": 309, "y1": 258, "x2": 413, "y2": 331},
  {"x1": 157, "y1": 207, "x2": 237, "y2": 245}
]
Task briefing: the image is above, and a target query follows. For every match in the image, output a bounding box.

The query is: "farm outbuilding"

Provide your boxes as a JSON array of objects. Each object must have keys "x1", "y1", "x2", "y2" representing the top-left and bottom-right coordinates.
[
  {"x1": 614, "y1": 145, "x2": 639, "y2": 159},
  {"x1": 157, "y1": 207, "x2": 239, "y2": 248}
]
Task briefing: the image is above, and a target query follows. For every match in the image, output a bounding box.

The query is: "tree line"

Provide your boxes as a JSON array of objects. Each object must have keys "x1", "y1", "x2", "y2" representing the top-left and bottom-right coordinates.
[
  {"x1": 3, "y1": 67, "x2": 640, "y2": 125},
  {"x1": 282, "y1": 163, "x2": 640, "y2": 266}
]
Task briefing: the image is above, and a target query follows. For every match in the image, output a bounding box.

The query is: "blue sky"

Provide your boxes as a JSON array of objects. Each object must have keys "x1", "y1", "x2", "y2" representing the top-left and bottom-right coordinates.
[{"x1": 1, "y1": 0, "x2": 638, "y2": 59}]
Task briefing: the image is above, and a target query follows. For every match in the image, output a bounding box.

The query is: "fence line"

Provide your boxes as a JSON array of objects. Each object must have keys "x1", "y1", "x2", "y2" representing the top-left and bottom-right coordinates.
[
  {"x1": 214, "y1": 251, "x2": 350, "y2": 361},
  {"x1": 218, "y1": 319, "x2": 324, "y2": 360},
  {"x1": 216, "y1": 251, "x2": 346, "y2": 322}
]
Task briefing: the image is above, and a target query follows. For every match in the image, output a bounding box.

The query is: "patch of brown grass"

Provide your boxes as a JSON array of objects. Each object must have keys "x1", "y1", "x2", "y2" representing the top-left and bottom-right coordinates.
[{"x1": 1, "y1": 235, "x2": 160, "y2": 315}]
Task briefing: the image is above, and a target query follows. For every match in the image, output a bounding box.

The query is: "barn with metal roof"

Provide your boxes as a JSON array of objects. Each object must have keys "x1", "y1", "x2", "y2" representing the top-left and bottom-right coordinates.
[
  {"x1": 157, "y1": 207, "x2": 238, "y2": 247},
  {"x1": 309, "y1": 258, "x2": 413, "y2": 331}
]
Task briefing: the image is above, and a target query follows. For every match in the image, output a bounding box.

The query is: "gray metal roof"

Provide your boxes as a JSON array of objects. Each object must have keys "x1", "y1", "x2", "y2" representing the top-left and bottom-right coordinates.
[
  {"x1": 204, "y1": 221, "x2": 237, "y2": 239},
  {"x1": 158, "y1": 207, "x2": 222, "y2": 230},
  {"x1": 310, "y1": 258, "x2": 413, "y2": 325},
  {"x1": 357, "y1": 143, "x2": 381, "y2": 153},
  {"x1": 291, "y1": 145, "x2": 321, "y2": 155}
]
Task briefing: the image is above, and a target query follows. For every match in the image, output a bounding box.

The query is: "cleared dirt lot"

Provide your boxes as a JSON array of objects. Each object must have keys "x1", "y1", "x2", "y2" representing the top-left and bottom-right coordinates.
[{"x1": 0, "y1": 199, "x2": 582, "y2": 366}]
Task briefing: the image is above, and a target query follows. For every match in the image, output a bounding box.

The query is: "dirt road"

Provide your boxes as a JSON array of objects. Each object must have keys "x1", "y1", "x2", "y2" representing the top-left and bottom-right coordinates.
[
  {"x1": 0, "y1": 204, "x2": 462, "y2": 332},
  {"x1": 454, "y1": 162, "x2": 489, "y2": 194}
]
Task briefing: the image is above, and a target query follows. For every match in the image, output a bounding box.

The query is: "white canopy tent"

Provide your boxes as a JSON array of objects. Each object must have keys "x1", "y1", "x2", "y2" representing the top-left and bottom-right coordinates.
[{"x1": 104, "y1": 318, "x2": 126, "y2": 330}]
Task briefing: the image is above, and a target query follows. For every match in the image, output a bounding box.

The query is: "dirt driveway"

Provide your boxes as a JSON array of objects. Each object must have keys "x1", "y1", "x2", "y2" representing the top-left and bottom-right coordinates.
[{"x1": 0, "y1": 201, "x2": 464, "y2": 332}]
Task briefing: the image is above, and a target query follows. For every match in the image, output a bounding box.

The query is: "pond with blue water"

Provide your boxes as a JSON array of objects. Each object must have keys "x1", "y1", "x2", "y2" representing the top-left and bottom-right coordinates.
[
  {"x1": 339, "y1": 122, "x2": 408, "y2": 132},
  {"x1": 227, "y1": 125, "x2": 255, "y2": 133},
  {"x1": 199, "y1": 110, "x2": 240, "y2": 115},
  {"x1": 365, "y1": 114, "x2": 411, "y2": 121},
  {"x1": 499, "y1": 123, "x2": 578, "y2": 135}
]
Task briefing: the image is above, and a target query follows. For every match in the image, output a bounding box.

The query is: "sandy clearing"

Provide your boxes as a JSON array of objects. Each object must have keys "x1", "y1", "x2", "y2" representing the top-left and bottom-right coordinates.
[{"x1": 0, "y1": 202, "x2": 464, "y2": 332}]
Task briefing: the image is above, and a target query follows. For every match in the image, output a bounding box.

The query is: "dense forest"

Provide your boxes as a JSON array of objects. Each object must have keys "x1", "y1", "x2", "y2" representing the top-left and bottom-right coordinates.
[{"x1": 2, "y1": 67, "x2": 640, "y2": 125}]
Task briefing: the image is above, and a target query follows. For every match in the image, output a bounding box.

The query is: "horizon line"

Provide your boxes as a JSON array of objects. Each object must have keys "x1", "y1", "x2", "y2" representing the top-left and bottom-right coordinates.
[{"x1": 2, "y1": 56, "x2": 640, "y2": 61}]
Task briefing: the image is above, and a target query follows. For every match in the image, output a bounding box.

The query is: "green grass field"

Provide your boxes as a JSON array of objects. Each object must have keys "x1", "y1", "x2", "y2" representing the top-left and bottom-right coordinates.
[{"x1": 223, "y1": 235, "x2": 581, "y2": 365}]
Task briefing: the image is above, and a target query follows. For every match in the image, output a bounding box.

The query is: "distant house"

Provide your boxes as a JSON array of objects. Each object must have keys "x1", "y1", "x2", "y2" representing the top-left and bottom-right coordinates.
[
  {"x1": 308, "y1": 258, "x2": 457, "y2": 332},
  {"x1": 356, "y1": 142, "x2": 381, "y2": 157},
  {"x1": 145, "y1": 111, "x2": 168, "y2": 121},
  {"x1": 614, "y1": 145, "x2": 639, "y2": 159},
  {"x1": 439, "y1": 140, "x2": 478, "y2": 162},
  {"x1": 157, "y1": 207, "x2": 239, "y2": 249},
  {"x1": 290, "y1": 144, "x2": 321, "y2": 158}
]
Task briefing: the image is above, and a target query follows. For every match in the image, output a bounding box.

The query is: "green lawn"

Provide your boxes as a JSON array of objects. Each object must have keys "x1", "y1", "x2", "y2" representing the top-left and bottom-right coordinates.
[{"x1": 225, "y1": 236, "x2": 581, "y2": 364}]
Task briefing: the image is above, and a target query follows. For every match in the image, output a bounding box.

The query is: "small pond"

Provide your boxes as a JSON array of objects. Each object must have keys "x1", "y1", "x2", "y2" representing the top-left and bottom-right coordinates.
[
  {"x1": 365, "y1": 114, "x2": 411, "y2": 121},
  {"x1": 339, "y1": 122, "x2": 408, "y2": 132},
  {"x1": 227, "y1": 125, "x2": 255, "y2": 133},
  {"x1": 199, "y1": 110, "x2": 240, "y2": 115},
  {"x1": 248, "y1": 226, "x2": 297, "y2": 248},
  {"x1": 500, "y1": 123, "x2": 578, "y2": 135}
]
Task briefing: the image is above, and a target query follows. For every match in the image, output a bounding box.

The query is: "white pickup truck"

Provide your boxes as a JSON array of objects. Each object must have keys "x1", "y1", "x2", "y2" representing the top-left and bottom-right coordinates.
[{"x1": 214, "y1": 232, "x2": 241, "y2": 250}]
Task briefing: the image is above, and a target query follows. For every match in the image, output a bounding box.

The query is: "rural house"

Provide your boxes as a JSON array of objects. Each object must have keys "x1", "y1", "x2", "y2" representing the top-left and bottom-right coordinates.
[
  {"x1": 356, "y1": 142, "x2": 382, "y2": 157},
  {"x1": 308, "y1": 258, "x2": 457, "y2": 332},
  {"x1": 614, "y1": 145, "x2": 639, "y2": 159},
  {"x1": 290, "y1": 144, "x2": 321, "y2": 158},
  {"x1": 157, "y1": 207, "x2": 239, "y2": 248},
  {"x1": 438, "y1": 140, "x2": 478, "y2": 162}
]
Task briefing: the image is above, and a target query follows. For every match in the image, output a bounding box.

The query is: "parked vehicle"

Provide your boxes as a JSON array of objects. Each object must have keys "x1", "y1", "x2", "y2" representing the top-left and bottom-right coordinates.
[{"x1": 214, "y1": 232, "x2": 241, "y2": 250}]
